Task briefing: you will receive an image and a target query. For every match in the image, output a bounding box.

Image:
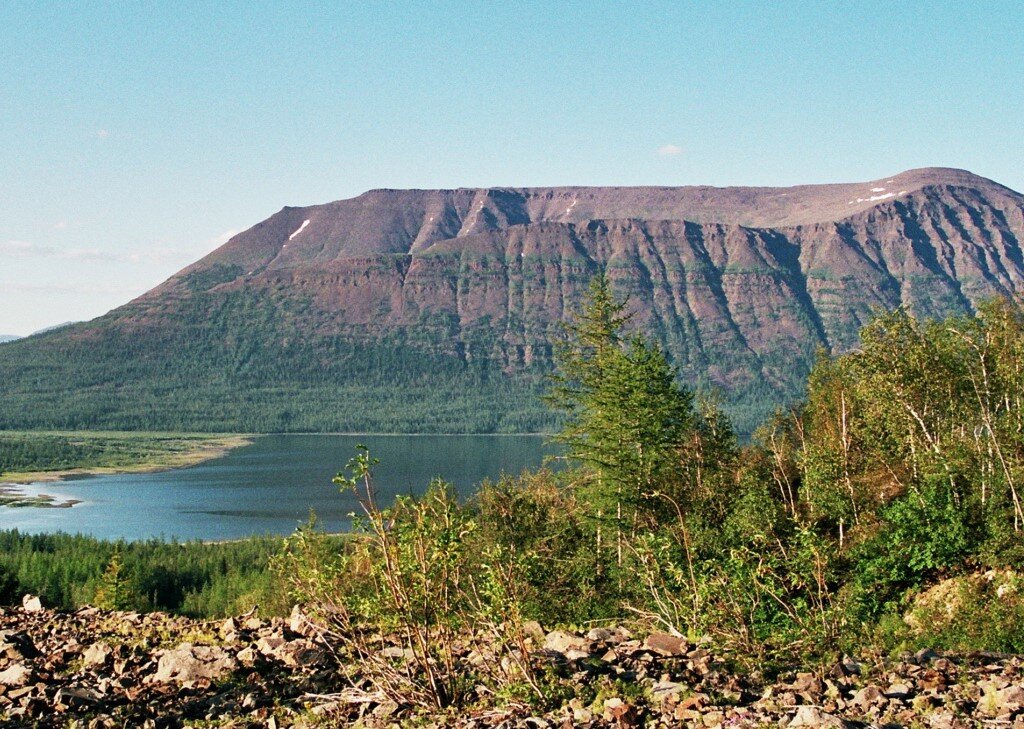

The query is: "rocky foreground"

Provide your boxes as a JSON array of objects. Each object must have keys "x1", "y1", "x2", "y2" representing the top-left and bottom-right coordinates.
[{"x1": 2, "y1": 596, "x2": 1024, "y2": 728}]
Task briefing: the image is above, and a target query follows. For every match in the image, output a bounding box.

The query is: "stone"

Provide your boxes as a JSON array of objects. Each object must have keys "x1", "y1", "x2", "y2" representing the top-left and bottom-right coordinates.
[
  {"x1": 651, "y1": 679, "x2": 686, "y2": 700},
  {"x1": 602, "y1": 697, "x2": 636, "y2": 724},
  {"x1": 643, "y1": 632, "x2": 687, "y2": 656},
  {"x1": 151, "y1": 644, "x2": 237, "y2": 684},
  {"x1": 791, "y1": 672, "x2": 823, "y2": 696},
  {"x1": 379, "y1": 645, "x2": 414, "y2": 661},
  {"x1": 702, "y1": 710, "x2": 724, "y2": 726},
  {"x1": 679, "y1": 693, "x2": 709, "y2": 710},
  {"x1": 372, "y1": 699, "x2": 400, "y2": 717},
  {"x1": 543, "y1": 630, "x2": 589, "y2": 659},
  {"x1": 55, "y1": 687, "x2": 101, "y2": 708},
  {"x1": 572, "y1": 706, "x2": 593, "y2": 723},
  {"x1": 521, "y1": 620, "x2": 546, "y2": 645},
  {"x1": 885, "y1": 682, "x2": 913, "y2": 700},
  {"x1": 788, "y1": 705, "x2": 847, "y2": 727},
  {"x1": 82, "y1": 642, "x2": 112, "y2": 668},
  {"x1": 219, "y1": 617, "x2": 239, "y2": 640},
  {"x1": 288, "y1": 605, "x2": 317, "y2": 637},
  {"x1": 275, "y1": 639, "x2": 324, "y2": 668},
  {"x1": 997, "y1": 686, "x2": 1024, "y2": 712},
  {"x1": 0, "y1": 631, "x2": 36, "y2": 661},
  {"x1": 851, "y1": 685, "x2": 886, "y2": 710},
  {"x1": 21, "y1": 595, "x2": 42, "y2": 613},
  {"x1": 675, "y1": 707, "x2": 702, "y2": 721},
  {"x1": 927, "y1": 711, "x2": 957, "y2": 729},
  {"x1": 255, "y1": 635, "x2": 286, "y2": 656},
  {"x1": 0, "y1": 663, "x2": 31, "y2": 687},
  {"x1": 840, "y1": 654, "x2": 861, "y2": 676}
]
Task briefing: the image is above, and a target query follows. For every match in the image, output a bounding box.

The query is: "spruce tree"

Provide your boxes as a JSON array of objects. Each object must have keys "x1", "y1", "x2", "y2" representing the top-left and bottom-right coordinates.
[
  {"x1": 547, "y1": 273, "x2": 695, "y2": 566},
  {"x1": 94, "y1": 546, "x2": 137, "y2": 611}
]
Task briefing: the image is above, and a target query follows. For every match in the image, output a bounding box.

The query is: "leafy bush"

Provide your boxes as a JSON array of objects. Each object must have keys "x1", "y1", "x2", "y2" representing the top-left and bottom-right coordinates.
[{"x1": 277, "y1": 448, "x2": 546, "y2": 710}]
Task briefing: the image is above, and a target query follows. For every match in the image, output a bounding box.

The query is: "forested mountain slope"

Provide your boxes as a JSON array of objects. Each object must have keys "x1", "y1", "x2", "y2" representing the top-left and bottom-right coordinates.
[{"x1": 2, "y1": 167, "x2": 1022, "y2": 434}]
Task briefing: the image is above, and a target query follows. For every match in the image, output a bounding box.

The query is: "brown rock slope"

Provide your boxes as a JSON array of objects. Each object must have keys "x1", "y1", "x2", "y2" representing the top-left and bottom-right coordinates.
[{"x1": 1, "y1": 168, "x2": 1022, "y2": 433}]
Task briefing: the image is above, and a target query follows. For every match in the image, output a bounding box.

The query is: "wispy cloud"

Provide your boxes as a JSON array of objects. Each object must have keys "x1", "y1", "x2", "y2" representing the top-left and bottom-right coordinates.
[
  {"x1": 1, "y1": 239, "x2": 217, "y2": 266},
  {"x1": 657, "y1": 144, "x2": 683, "y2": 157},
  {"x1": 1, "y1": 240, "x2": 118, "y2": 262},
  {"x1": 95, "y1": 129, "x2": 110, "y2": 139}
]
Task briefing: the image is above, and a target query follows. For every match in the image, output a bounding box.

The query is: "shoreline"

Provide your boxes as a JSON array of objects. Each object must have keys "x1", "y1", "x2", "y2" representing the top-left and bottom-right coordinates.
[
  {"x1": 0, "y1": 434, "x2": 254, "y2": 489},
  {"x1": 0, "y1": 432, "x2": 551, "y2": 488}
]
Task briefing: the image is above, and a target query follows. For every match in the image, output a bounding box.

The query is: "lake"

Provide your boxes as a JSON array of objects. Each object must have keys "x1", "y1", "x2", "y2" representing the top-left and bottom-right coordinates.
[{"x1": 0, "y1": 434, "x2": 552, "y2": 541}]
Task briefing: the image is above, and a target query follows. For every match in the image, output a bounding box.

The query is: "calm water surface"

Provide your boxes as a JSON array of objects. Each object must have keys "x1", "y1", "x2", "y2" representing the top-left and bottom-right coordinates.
[{"x1": 0, "y1": 435, "x2": 551, "y2": 541}]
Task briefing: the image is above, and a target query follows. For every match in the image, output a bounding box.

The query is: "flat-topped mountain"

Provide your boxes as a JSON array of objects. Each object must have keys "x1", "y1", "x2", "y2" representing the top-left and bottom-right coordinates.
[{"x1": 3, "y1": 168, "x2": 1023, "y2": 433}]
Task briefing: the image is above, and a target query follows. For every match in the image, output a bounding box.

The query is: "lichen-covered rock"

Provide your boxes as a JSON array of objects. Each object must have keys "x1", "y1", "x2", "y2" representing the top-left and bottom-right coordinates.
[
  {"x1": 151, "y1": 643, "x2": 237, "y2": 684},
  {"x1": 0, "y1": 662, "x2": 31, "y2": 686}
]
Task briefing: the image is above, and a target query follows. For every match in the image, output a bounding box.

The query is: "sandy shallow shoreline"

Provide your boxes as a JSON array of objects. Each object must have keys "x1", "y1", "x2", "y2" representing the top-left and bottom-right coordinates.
[
  {"x1": 0, "y1": 434, "x2": 253, "y2": 508},
  {"x1": 0, "y1": 483, "x2": 81, "y2": 508}
]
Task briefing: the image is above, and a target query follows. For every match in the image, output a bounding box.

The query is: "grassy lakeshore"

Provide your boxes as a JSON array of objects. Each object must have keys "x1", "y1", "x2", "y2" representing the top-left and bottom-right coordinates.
[{"x1": 0, "y1": 430, "x2": 252, "y2": 485}]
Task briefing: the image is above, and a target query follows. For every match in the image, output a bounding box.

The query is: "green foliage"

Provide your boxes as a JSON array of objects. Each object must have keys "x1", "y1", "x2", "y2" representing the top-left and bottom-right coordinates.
[
  {"x1": 470, "y1": 471, "x2": 619, "y2": 623},
  {"x1": 0, "y1": 531, "x2": 286, "y2": 617},
  {"x1": 793, "y1": 301, "x2": 1024, "y2": 612},
  {"x1": 278, "y1": 449, "x2": 548, "y2": 709},
  {"x1": 11, "y1": 291, "x2": 1024, "y2": 685},
  {"x1": 873, "y1": 570, "x2": 1024, "y2": 655},
  {"x1": 93, "y1": 546, "x2": 138, "y2": 611},
  {"x1": 0, "y1": 431, "x2": 243, "y2": 477},
  {"x1": 548, "y1": 276, "x2": 695, "y2": 514},
  {"x1": 547, "y1": 273, "x2": 701, "y2": 595}
]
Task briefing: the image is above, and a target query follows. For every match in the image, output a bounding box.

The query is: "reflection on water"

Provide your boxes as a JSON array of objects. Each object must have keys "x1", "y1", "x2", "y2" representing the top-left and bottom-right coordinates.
[{"x1": 0, "y1": 435, "x2": 551, "y2": 541}]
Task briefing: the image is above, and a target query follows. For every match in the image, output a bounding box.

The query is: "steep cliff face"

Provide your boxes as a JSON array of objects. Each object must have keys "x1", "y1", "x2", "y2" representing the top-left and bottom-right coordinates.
[{"x1": 3, "y1": 168, "x2": 1023, "y2": 433}]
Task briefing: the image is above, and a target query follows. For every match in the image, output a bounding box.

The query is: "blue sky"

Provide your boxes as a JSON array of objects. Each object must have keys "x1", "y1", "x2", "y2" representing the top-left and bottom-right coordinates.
[{"x1": 1, "y1": 1, "x2": 1022, "y2": 335}]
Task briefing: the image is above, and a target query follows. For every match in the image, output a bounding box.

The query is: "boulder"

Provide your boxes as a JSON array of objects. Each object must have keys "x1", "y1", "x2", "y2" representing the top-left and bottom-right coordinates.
[
  {"x1": 791, "y1": 672, "x2": 824, "y2": 697},
  {"x1": 651, "y1": 679, "x2": 686, "y2": 701},
  {"x1": 151, "y1": 643, "x2": 237, "y2": 684},
  {"x1": 788, "y1": 706, "x2": 847, "y2": 727},
  {"x1": 543, "y1": 630, "x2": 589, "y2": 659},
  {"x1": 288, "y1": 605, "x2": 318, "y2": 637},
  {"x1": 0, "y1": 630, "x2": 36, "y2": 661},
  {"x1": 54, "y1": 686, "x2": 101, "y2": 708},
  {"x1": 0, "y1": 663, "x2": 31, "y2": 687},
  {"x1": 21, "y1": 595, "x2": 42, "y2": 613},
  {"x1": 266, "y1": 638, "x2": 325, "y2": 668},
  {"x1": 885, "y1": 681, "x2": 913, "y2": 700},
  {"x1": 255, "y1": 635, "x2": 286, "y2": 656},
  {"x1": 851, "y1": 685, "x2": 886, "y2": 710},
  {"x1": 996, "y1": 685, "x2": 1024, "y2": 713},
  {"x1": 219, "y1": 617, "x2": 239, "y2": 641},
  {"x1": 643, "y1": 632, "x2": 687, "y2": 656},
  {"x1": 82, "y1": 641, "x2": 112, "y2": 668}
]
